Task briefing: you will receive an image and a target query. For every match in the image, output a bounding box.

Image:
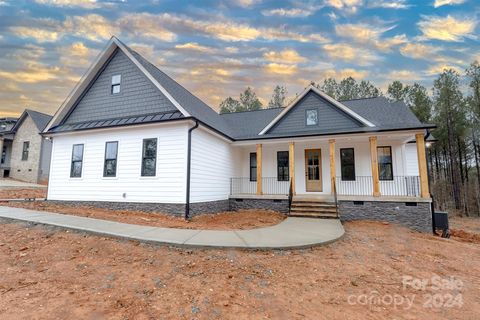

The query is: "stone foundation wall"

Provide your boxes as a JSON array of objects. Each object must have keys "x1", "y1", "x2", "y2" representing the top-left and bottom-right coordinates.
[
  {"x1": 47, "y1": 199, "x2": 230, "y2": 217},
  {"x1": 339, "y1": 201, "x2": 432, "y2": 232},
  {"x1": 229, "y1": 198, "x2": 289, "y2": 214}
]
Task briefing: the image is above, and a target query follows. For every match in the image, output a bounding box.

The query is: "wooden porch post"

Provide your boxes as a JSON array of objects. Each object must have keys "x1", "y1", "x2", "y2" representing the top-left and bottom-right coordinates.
[
  {"x1": 289, "y1": 142, "x2": 296, "y2": 195},
  {"x1": 415, "y1": 133, "x2": 430, "y2": 198},
  {"x1": 329, "y1": 139, "x2": 336, "y2": 195},
  {"x1": 256, "y1": 143, "x2": 262, "y2": 195},
  {"x1": 369, "y1": 136, "x2": 381, "y2": 197}
]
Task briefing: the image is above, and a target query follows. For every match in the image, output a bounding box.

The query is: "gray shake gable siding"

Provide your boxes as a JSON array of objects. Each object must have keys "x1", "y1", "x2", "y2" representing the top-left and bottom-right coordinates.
[
  {"x1": 268, "y1": 91, "x2": 363, "y2": 135},
  {"x1": 64, "y1": 49, "x2": 177, "y2": 125}
]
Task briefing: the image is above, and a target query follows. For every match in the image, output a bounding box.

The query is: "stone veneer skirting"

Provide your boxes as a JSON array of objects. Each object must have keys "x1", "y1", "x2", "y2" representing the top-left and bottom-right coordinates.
[
  {"x1": 47, "y1": 199, "x2": 230, "y2": 217},
  {"x1": 229, "y1": 198, "x2": 290, "y2": 214},
  {"x1": 339, "y1": 200, "x2": 432, "y2": 232}
]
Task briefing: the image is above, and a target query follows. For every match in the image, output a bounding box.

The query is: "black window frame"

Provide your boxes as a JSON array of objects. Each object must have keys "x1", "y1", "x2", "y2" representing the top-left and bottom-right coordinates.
[
  {"x1": 277, "y1": 151, "x2": 289, "y2": 181},
  {"x1": 249, "y1": 152, "x2": 257, "y2": 182},
  {"x1": 21, "y1": 141, "x2": 29, "y2": 161},
  {"x1": 111, "y1": 74, "x2": 121, "y2": 95},
  {"x1": 103, "y1": 141, "x2": 118, "y2": 177},
  {"x1": 141, "y1": 138, "x2": 157, "y2": 177},
  {"x1": 70, "y1": 144, "x2": 84, "y2": 178},
  {"x1": 377, "y1": 146, "x2": 394, "y2": 181},
  {"x1": 305, "y1": 109, "x2": 318, "y2": 126},
  {"x1": 340, "y1": 148, "x2": 356, "y2": 181}
]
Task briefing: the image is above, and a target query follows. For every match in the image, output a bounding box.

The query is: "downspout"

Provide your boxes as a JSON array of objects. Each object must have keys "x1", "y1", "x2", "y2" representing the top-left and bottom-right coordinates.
[{"x1": 185, "y1": 120, "x2": 199, "y2": 220}]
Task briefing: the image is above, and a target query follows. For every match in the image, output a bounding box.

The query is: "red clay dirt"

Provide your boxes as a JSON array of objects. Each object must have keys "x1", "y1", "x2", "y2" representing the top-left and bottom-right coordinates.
[
  {"x1": 0, "y1": 218, "x2": 478, "y2": 319},
  {"x1": 0, "y1": 188, "x2": 47, "y2": 199},
  {"x1": 4, "y1": 201, "x2": 285, "y2": 230}
]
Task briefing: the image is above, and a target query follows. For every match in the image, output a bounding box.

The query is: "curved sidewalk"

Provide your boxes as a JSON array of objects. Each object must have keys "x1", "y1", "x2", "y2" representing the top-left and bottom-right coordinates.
[{"x1": 0, "y1": 206, "x2": 344, "y2": 249}]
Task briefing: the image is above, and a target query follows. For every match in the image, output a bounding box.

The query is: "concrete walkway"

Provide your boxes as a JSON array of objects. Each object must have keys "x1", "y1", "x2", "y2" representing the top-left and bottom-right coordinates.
[
  {"x1": 0, "y1": 206, "x2": 344, "y2": 249},
  {"x1": 0, "y1": 178, "x2": 47, "y2": 189}
]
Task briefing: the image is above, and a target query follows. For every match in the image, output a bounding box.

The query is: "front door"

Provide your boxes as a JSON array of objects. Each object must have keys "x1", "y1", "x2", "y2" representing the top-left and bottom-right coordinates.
[{"x1": 305, "y1": 149, "x2": 322, "y2": 192}]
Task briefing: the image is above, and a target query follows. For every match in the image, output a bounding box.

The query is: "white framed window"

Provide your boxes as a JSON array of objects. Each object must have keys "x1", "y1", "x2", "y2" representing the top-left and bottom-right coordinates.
[
  {"x1": 111, "y1": 74, "x2": 121, "y2": 94},
  {"x1": 306, "y1": 109, "x2": 318, "y2": 126}
]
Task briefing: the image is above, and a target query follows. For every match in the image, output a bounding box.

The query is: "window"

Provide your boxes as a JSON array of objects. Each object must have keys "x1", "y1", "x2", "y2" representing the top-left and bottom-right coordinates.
[
  {"x1": 277, "y1": 151, "x2": 289, "y2": 181},
  {"x1": 104, "y1": 141, "x2": 118, "y2": 177},
  {"x1": 377, "y1": 146, "x2": 393, "y2": 180},
  {"x1": 306, "y1": 109, "x2": 318, "y2": 126},
  {"x1": 21, "y1": 141, "x2": 29, "y2": 161},
  {"x1": 70, "y1": 144, "x2": 84, "y2": 178},
  {"x1": 141, "y1": 138, "x2": 157, "y2": 176},
  {"x1": 111, "y1": 74, "x2": 121, "y2": 94},
  {"x1": 340, "y1": 148, "x2": 355, "y2": 181},
  {"x1": 249, "y1": 152, "x2": 257, "y2": 182}
]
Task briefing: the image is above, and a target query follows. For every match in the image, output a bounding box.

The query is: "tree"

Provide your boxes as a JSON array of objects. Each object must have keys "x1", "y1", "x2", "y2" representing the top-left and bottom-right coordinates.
[
  {"x1": 433, "y1": 69, "x2": 466, "y2": 210},
  {"x1": 406, "y1": 83, "x2": 432, "y2": 123},
  {"x1": 239, "y1": 87, "x2": 262, "y2": 111},
  {"x1": 387, "y1": 80, "x2": 409, "y2": 102},
  {"x1": 268, "y1": 85, "x2": 287, "y2": 108},
  {"x1": 466, "y1": 61, "x2": 480, "y2": 197},
  {"x1": 219, "y1": 97, "x2": 242, "y2": 114},
  {"x1": 317, "y1": 77, "x2": 381, "y2": 100}
]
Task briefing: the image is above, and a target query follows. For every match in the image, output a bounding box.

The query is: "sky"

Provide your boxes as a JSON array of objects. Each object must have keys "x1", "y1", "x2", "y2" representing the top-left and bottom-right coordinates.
[{"x1": 0, "y1": 0, "x2": 478, "y2": 117}]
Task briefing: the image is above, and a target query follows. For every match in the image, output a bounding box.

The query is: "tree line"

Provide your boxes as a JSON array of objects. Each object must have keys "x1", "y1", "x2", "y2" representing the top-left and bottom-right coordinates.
[{"x1": 218, "y1": 62, "x2": 480, "y2": 216}]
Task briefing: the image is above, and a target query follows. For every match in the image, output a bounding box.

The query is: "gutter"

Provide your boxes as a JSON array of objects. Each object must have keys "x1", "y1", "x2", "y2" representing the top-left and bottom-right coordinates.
[{"x1": 185, "y1": 120, "x2": 199, "y2": 220}]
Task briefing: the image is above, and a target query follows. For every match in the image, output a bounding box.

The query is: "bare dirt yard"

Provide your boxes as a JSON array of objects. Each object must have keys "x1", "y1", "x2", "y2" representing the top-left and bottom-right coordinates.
[
  {"x1": 0, "y1": 216, "x2": 478, "y2": 319},
  {"x1": 4, "y1": 201, "x2": 285, "y2": 230},
  {"x1": 0, "y1": 188, "x2": 47, "y2": 199}
]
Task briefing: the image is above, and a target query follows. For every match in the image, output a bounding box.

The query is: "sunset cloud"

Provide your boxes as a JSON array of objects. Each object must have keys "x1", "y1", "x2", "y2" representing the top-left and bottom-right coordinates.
[
  {"x1": 34, "y1": 0, "x2": 101, "y2": 8},
  {"x1": 264, "y1": 63, "x2": 298, "y2": 75},
  {"x1": 263, "y1": 49, "x2": 306, "y2": 63},
  {"x1": 399, "y1": 43, "x2": 439, "y2": 59},
  {"x1": 335, "y1": 23, "x2": 406, "y2": 52},
  {"x1": 10, "y1": 27, "x2": 59, "y2": 42},
  {"x1": 418, "y1": 15, "x2": 476, "y2": 41},
  {"x1": 433, "y1": 0, "x2": 465, "y2": 8},
  {"x1": 175, "y1": 42, "x2": 215, "y2": 53},
  {"x1": 322, "y1": 43, "x2": 379, "y2": 66}
]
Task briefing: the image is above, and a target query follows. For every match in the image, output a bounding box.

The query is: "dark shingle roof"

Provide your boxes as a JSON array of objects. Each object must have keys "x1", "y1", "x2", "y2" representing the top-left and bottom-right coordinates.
[
  {"x1": 49, "y1": 110, "x2": 184, "y2": 133},
  {"x1": 341, "y1": 96, "x2": 423, "y2": 128},
  {"x1": 12, "y1": 109, "x2": 52, "y2": 133},
  {"x1": 220, "y1": 108, "x2": 284, "y2": 139}
]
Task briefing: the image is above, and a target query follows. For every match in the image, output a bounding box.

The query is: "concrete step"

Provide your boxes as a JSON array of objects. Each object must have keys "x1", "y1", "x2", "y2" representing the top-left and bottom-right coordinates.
[
  {"x1": 292, "y1": 196, "x2": 334, "y2": 203},
  {"x1": 289, "y1": 211, "x2": 339, "y2": 218},
  {"x1": 291, "y1": 202, "x2": 336, "y2": 208},
  {"x1": 290, "y1": 207, "x2": 337, "y2": 213}
]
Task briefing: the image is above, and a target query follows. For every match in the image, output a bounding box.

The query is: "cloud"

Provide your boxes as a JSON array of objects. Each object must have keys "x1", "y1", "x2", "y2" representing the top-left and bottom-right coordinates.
[
  {"x1": 0, "y1": 63, "x2": 63, "y2": 83},
  {"x1": 367, "y1": 0, "x2": 411, "y2": 9},
  {"x1": 117, "y1": 13, "x2": 177, "y2": 42},
  {"x1": 418, "y1": 15, "x2": 477, "y2": 41},
  {"x1": 34, "y1": 0, "x2": 101, "y2": 8},
  {"x1": 425, "y1": 63, "x2": 461, "y2": 76},
  {"x1": 261, "y1": 8, "x2": 314, "y2": 17},
  {"x1": 325, "y1": 0, "x2": 363, "y2": 13},
  {"x1": 399, "y1": 43, "x2": 439, "y2": 59},
  {"x1": 433, "y1": 0, "x2": 465, "y2": 8},
  {"x1": 64, "y1": 14, "x2": 119, "y2": 41},
  {"x1": 10, "y1": 27, "x2": 59, "y2": 42},
  {"x1": 323, "y1": 43, "x2": 379, "y2": 66},
  {"x1": 57, "y1": 42, "x2": 99, "y2": 68},
  {"x1": 231, "y1": 0, "x2": 261, "y2": 8},
  {"x1": 263, "y1": 49, "x2": 306, "y2": 63},
  {"x1": 264, "y1": 63, "x2": 298, "y2": 75},
  {"x1": 175, "y1": 42, "x2": 215, "y2": 53},
  {"x1": 387, "y1": 70, "x2": 422, "y2": 81},
  {"x1": 335, "y1": 23, "x2": 406, "y2": 51}
]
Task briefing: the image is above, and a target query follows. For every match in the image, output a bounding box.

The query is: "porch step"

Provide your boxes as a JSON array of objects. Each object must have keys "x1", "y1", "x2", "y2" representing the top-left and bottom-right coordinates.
[{"x1": 290, "y1": 197, "x2": 339, "y2": 219}]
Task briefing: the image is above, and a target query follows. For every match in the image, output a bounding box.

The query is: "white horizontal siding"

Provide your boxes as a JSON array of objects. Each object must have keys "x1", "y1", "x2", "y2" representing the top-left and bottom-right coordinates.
[
  {"x1": 190, "y1": 128, "x2": 234, "y2": 202},
  {"x1": 47, "y1": 123, "x2": 188, "y2": 203},
  {"x1": 405, "y1": 143, "x2": 419, "y2": 176}
]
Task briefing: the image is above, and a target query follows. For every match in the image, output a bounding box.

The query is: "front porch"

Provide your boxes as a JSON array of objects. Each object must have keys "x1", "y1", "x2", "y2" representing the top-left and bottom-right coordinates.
[{"x1": 229, "y1": 131, "x2": 430, "y2": 202}]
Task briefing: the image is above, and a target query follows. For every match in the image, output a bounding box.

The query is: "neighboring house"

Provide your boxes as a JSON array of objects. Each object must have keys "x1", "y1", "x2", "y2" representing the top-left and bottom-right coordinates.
[
  {"x1": 0, "y1": 117, "x2": 18, "y2": 177},
  {"x1": 43, "y1": 37, "x2": 436, "y2": 231},
  {"x1": 5, "y1": 110, "x2": 53, "y2": 184}
]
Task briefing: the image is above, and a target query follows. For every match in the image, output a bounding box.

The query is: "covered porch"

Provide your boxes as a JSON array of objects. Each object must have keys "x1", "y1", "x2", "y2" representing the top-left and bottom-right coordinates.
[{"x1": 229, "y1": 131, "x2": 430, "y2": 201}]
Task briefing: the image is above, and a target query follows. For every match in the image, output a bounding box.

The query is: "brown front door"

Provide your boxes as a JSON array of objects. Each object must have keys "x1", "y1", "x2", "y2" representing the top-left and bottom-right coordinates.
[{"x1": 305, "y1": 149, "x2": 322, "y2": 192}]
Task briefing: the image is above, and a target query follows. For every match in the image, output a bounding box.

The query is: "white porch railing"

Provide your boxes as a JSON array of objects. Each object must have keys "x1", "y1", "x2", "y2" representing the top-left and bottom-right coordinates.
[
  {"x1": 336, "y1": 176, "x2": 420, "y2": 197},
  {"x1": 230, "y1": 177, "x2": 290, "y2": 195}
]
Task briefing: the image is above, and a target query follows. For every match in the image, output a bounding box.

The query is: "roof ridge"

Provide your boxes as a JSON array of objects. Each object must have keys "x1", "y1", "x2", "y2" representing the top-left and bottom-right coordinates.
[
  {"x1": 220, "y1": 107, "x2": 284, "y2": 115},
  {"x1": 339, "y1": 96, "x2": 383, "y2": 102}
]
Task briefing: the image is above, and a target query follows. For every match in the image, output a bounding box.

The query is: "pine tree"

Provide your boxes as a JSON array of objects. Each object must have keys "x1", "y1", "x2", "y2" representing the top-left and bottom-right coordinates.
[{"x1": 268, "y1": 85, "x2": 287, "y2": 108}]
